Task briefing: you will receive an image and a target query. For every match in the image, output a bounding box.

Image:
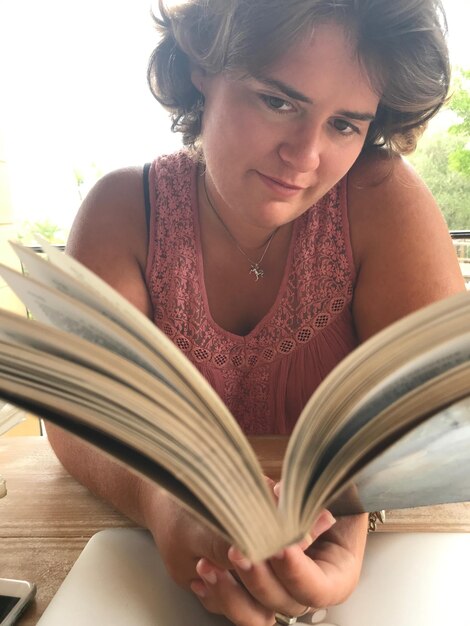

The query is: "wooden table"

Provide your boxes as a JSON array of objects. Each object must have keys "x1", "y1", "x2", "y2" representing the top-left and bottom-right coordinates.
[{"x1": 1, "y1": 436, "x2": 470, "y2": 625}]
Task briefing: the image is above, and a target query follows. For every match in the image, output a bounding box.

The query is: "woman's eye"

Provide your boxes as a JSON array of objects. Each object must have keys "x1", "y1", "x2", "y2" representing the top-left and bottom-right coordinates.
[
  {"x1": 332, "y1": 118, "x2": 358, "y2": 135},
  {"x1": 260, "y1": 95, "x2": 293, "y2": 113}
]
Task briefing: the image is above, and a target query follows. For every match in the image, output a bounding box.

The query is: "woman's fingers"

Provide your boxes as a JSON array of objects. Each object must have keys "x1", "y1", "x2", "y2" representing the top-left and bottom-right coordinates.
[
  {"x1": 228, "y1": 547, "x2": 311, "y2": 616},
  {"x1": 189, "y1": 510, "x2": 361, "y2": 622},
  {"x1": 225, "y1": 508, "x2": 335, "y2": 616},
  {"x1": 191, "y1": 559, "x2": 275, "y2": 626},
  {"x1": 270, "y1": 514, "x2": 367, "y2": 607},
  {"x1": 224, "y1": 509, "x2": 337, "y2": 612}
]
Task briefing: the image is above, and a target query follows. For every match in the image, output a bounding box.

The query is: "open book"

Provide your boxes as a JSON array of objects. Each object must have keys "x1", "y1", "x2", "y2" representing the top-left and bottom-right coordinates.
[{"x1": 0, "y1": 240, "x2": 469, "y2": 560}]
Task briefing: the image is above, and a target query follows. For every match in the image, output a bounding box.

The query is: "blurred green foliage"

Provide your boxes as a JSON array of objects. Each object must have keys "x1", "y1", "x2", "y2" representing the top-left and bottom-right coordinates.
[
  {"x1": 16, "y1": 219, "x2": 69, "y2": 245},
  {"x1": 408, "y1": 67, "x2": 470, "y2": 229}
]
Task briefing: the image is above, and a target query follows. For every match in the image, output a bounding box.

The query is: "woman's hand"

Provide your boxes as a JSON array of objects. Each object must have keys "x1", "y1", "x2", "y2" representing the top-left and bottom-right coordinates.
[
  {"x1": 144, "y1": 478, "x2": 367, "y2": 626},
  {"x1": 142, "y1": 483, "x2": 234, "y2": 589},
  {"x1": 141, "y1": 476, "x2": 279, "y2": 589},
  {"x1": 189, "y1": 502, "x2": 367, "y2": 625}
]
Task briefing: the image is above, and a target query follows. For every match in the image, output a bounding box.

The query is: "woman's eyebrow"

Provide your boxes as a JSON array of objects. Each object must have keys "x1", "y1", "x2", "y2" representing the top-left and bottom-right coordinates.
[
  {"x1": 252, "y1": 76, "x2": 376, "y2": 121},
  {"x1": 336, "y1": 109, "x2": 376, "y2": 122},
  {"x1": 254, "y1": 76, "x2": 313, "y2": 104}
]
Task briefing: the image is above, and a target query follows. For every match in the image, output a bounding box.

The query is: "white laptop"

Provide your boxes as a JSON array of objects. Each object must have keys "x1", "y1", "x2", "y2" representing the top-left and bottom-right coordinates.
[{"x1": 37, "y1": 528, "x2": 470, "y2": 626}]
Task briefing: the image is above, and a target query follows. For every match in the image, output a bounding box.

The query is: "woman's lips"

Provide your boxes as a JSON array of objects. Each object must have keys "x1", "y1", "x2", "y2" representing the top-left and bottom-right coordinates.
[{"x1": 257, "y1": 172, "x2": 305, "y2": 196}]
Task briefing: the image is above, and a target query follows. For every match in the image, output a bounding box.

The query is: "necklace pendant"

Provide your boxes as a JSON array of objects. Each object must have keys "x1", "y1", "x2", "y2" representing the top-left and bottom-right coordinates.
[{"x1": 250, "y1": 264, "x2": 264, "y2": 281}]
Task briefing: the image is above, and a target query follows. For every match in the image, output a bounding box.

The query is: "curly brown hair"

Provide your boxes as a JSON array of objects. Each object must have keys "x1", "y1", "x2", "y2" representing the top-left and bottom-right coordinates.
[{"x1": 148, "y1": 0, "x2": 450, "y2": 155}]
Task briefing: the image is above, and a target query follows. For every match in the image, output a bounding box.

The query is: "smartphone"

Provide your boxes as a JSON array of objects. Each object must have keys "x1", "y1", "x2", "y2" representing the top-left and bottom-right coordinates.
[{"x1": 0, "y1": 579, "x2": 36, "y2": 626}]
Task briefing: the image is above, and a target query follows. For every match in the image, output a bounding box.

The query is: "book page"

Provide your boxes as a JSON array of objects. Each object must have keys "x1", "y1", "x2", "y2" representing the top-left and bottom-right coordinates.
[
  {"x1": 296, "y1": 292, "x2": 470, "y2": 436},
  {"x1": 0, "y1": 332, "x2": 270, "y2": 536},
  {"x1": 0, "y1": 309, "x2": 272, "y2": 528},
  {"x1": 0, "y1": 263, "x2": 182, "y2": 383},
  {"x1": 279, "y1": 292, "x2": 470, "y2": 529},
  {"x1": 304, "y1": 362, "x2": 470, "y2": 528},
  {"x1": 281, "y1": 293, "x2": 470, "y2": 511},
  {"x1": 328, "y1": 396, "x2": 470, "y2": 514},
  {"x1": 311, "y1": 333, "x2": 470, "y2": 478},
  {"x1": 0, "y1": 309, "x2": 207, "y2": 428},
  {"x1": 0, "y1": 339, "x2": 284, "y2": 559},
  {"x1": 1, "y1": 263, "x2": 242, "y2": 425},
  {"x1": 6, "y1": 243, "x2": 251, "y2": 449},
  {"x1": 0, "y1": 266, "x2": 267, "y2": 481},
  {"x1": 20, "y1": 239, "x2": 233, "y2": 423},
  {"x1": 13, "y1": 240, "x2": 172, "y2": 346}
]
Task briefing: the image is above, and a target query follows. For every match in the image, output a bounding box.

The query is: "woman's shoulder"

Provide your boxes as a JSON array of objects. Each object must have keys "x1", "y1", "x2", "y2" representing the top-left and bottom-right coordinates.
[
  {"x1": 74, "y1": 150, "x2": 193, "y2": 241},
  {"x1": 83, "y1": 165, "x2": 146, "y2": 210},
  {"x1": 66, "y1": 165, "x2": 153, "y2": 312},
  {"x1": 348, "y1": 147, "x2": 428, "y2": 210},
  {"x1": 346, "y1": 148, "x2": 464, "y2": 339},
  {"x1": 346, "y1": 147, "x2": 447, "y2": 251},
  {"x1": 81, "y1": 149, "x2": 192, "y2": 211},
  {"x1": 71, "y1": 166, "x2": 147, "y2": 256}
]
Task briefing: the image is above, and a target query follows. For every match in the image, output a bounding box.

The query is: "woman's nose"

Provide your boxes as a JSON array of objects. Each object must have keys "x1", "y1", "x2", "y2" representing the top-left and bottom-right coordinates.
[{"x1": 278, "y1": 125, "x2": 322, "y2": 173}]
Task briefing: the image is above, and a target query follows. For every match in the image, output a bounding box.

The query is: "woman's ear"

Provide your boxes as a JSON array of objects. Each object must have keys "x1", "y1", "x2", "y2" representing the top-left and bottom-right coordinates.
[{"x1": 190, "y1": 64, "x2": 206, "y2": 94}]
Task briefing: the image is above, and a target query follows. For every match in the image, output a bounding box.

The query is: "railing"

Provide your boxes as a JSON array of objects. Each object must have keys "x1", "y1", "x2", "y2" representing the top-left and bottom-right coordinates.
[
  {"x1": 450, "y1": 231, "x2": 470, "y2": 239},
  {"x1": 450, "y1": 231, "x2": 470, "y2": 287},
  {"x1": 26, "y1": 244, "x2": 66, "y2": 253},
  {"x1": 27, "y1": 235, "x2": 470, "y2": 284}
]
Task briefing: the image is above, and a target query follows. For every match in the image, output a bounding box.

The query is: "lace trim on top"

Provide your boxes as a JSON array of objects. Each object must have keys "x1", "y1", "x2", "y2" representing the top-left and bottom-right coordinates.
[{"x1": 146, "y1": 151, "x2": 358, "y2": 434}]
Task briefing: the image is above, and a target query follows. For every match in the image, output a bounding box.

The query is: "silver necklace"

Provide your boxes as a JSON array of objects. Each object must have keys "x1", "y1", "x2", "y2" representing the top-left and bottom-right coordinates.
[{"x1": 203, "y1": 176, "x2": 278, "y2": 281}]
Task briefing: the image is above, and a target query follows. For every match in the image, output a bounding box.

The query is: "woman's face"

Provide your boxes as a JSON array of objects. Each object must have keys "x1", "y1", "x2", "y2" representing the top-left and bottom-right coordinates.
[{"x1": 194, "y1": 22, "x2": 380, "y2": 235}]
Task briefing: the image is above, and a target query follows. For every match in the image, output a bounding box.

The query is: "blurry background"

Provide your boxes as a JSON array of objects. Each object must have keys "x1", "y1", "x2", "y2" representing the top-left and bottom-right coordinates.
[{"x1": 0, "y1": 0, "x2": 468, "y2": 241}]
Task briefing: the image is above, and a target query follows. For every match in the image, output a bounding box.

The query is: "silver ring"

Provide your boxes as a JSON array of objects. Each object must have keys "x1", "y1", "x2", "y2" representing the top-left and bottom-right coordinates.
[
  {"x1": 275, "y1": 607, "x2": 312, "y2": 624},
  {"x1": 274, "y1": 614, "x2": 298, "y2": 625}
]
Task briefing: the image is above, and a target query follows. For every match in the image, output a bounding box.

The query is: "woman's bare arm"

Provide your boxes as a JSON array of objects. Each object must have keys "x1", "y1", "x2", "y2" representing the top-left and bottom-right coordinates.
[
  {"x1": 45, "y1": 167, "x2": 234, "y2": 590},
  {"x1": 349, "y1": 150, "x2": 465, "y2": 342},
  {"x1": 46, "y1": 167, "x2": 154, "y2": 525}
]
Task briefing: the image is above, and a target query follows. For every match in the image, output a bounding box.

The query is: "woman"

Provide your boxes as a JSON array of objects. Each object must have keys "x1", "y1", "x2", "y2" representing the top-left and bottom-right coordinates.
[{"x1": 47, "y1": 0, "x2": 465, "y2": 624}]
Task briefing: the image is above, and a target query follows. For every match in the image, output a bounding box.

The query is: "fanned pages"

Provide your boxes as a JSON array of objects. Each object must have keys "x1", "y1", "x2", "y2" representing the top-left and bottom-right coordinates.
[{"x1": 0, "y1": 241, "x2": 469, "y2": 560}]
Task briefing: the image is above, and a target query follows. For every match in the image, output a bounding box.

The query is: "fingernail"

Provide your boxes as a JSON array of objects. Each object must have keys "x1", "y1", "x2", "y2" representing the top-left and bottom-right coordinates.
[
  {"x1": 273, "y1": 482, "x2": 281, "y2": 497},
  {"x1": 298, "y1": 533, "x2": 314, "y2": 551},
  {"x1": 228, "y1": 546, "x2": 253, "y2": 571},
  {"x1": 190, "y1": 580, "x2": 207, "y2": 598},
  {"x1": 196, "y1": 560, "x2": 218, "y2": 584},
  {"x1": 313, "y1": 511, "x2": 336, "y2": 536},
  {"x1": 202, "y1": 569, "x2": 217, "y2": 584},
  {"x1": 264, "y1": 476, "x2": 275, "y2": 489}
]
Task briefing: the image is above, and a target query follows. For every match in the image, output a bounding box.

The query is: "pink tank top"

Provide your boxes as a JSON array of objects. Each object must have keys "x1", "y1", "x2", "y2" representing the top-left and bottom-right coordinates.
[{"x1": 145, "y1": 151, "x2": 358, "y2": 435}]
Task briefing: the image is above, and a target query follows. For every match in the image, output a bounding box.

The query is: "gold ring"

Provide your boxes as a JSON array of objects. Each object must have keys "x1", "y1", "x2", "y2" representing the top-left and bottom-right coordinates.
[{"x1": 274, "y1": 607, "x2": 312, "y2": 624}]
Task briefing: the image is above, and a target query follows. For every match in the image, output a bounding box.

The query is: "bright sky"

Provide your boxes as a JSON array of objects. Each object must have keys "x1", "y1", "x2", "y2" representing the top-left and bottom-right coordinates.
[{"x1": 0, "y1": 0, "x2": 468, "y2": 229}]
